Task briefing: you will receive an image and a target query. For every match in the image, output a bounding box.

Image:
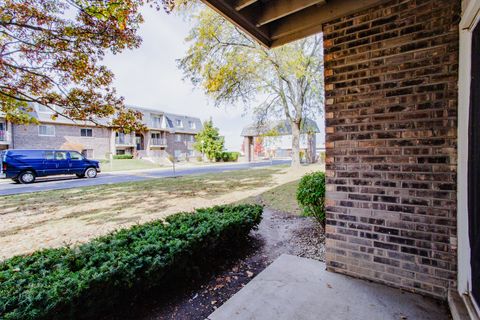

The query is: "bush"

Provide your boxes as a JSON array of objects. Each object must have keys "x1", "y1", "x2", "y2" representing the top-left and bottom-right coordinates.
[
  {"x1": 112, "y1": 154, "x2": 133, "y2": 160},
  {"x1": 0, "y1": 204, "x2": 263, "y2": 320},
  {"x1": 296, "y1": 172, "x2": 326, "y2": 225},
  {"x1": 216, "y1": 151, "x2": 240, "y2": 162}
]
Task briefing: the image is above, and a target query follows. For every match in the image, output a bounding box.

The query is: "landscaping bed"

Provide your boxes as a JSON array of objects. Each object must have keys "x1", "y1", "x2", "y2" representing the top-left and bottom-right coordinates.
[
  {"x1": 108, "y1": 207, "x2": 325, "y2": 320},
  {"x1": 0, "y1": 205, "x2": 263, "y2": 320}
]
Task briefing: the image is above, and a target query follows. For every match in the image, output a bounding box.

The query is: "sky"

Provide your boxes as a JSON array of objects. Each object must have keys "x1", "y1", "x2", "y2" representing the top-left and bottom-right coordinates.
[{"x1": 102, "y1": 6, "x2": 324, "y2": 151}]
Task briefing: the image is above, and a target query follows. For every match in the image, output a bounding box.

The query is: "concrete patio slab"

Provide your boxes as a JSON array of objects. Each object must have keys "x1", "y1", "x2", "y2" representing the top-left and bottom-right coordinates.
[{"x1": 208, "y1": 254, "x2": 450, "y2": 320}]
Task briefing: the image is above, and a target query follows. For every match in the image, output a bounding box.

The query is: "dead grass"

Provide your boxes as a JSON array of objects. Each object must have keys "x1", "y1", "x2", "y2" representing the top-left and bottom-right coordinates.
[
  {"x1": 0, "y1": 164, "x2": 323, "y2": 260},
  {"x1": 237, "y1": 180, "x2": 302, "y2": 215}
]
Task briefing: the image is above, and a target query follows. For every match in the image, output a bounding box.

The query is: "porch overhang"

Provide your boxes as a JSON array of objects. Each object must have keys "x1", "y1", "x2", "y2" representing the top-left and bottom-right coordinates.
[{"x1": 200, "y1": 0, "x2": 388, "y2": 47}]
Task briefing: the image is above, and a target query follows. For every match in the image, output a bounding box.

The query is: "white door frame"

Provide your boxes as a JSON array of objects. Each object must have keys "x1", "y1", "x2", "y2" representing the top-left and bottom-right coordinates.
[{"x1": 458, "y1": 0, "x2": 480, "y2": 313}]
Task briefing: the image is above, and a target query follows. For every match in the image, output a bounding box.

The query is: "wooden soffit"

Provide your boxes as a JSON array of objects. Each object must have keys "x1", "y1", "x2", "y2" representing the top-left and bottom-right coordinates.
[{"x1": 201, "y1": 0, "x2": 388, "y2": 47}]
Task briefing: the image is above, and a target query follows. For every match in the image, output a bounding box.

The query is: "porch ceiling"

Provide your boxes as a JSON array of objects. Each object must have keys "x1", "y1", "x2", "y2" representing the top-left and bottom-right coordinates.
[{"x1": 200, "y1": 0, "x2": 388, "y2": 47}]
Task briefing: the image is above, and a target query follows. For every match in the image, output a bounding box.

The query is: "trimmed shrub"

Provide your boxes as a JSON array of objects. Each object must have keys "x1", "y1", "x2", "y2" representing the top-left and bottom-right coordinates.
[
  {"x1": 112, "y1": 154, "x2": 133, "y2": 160},
  {"x1": 216, "y1": 151, "x2": 240, "y2": 162},
  {"x1": 296, "y1": 171, "x2": 326, "y2": 225},
  {"x1": 0, "y1": 204, "x2": 263, "y2": 320}
]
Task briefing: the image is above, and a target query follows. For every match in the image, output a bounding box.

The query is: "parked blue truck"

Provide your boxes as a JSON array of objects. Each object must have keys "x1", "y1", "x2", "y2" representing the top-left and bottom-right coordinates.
[{"x1": 0, "y1": 150, "x2": 100, "y2": 184}]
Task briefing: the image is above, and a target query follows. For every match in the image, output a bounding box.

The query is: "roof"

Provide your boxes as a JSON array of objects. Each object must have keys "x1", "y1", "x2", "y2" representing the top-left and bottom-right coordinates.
[
  {"x1": 200, "y1": 0, "x2": 387, "y2": 48},
  {"x1": 24, "y1": 103, "x2": 203, "y2": 133},
  {"x1": 25, "y1": 104, "x2": 110, "y2": 127},
  {"x1": 126, "y1": 105, "x2": 203, "y2": 134},
  {"x1": 241, "y1": 119, "x2": 320, "y2": 137}
]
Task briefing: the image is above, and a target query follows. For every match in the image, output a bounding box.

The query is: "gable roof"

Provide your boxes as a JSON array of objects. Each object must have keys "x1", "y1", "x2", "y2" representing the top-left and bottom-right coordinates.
[{"x1": 241, "y1": 118, "x2": 320, "y2": 137}]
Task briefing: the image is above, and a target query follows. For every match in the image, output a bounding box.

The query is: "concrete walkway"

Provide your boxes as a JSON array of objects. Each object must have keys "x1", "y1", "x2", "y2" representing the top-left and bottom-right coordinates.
[{"x1": 208, "y1": 254, "x2": 449, "y2": 320}]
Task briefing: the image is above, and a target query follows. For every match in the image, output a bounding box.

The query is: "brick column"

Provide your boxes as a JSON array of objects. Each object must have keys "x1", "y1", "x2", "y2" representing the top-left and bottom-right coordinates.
[
  {"x1": 243, "y1": 136, "x2": 253, "y2": 162},
  {"x1": 323, "y1": 0, "x2": 459, "y2": 299}
]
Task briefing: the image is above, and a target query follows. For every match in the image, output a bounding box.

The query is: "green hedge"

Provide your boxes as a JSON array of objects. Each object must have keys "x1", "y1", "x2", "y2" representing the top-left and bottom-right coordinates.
[
  {"x1": 113, "y1": 154, "x2": 134, "y2": 160},
  {"x1": 0, "y1": 204, "x2": 263, "y2": 320},
  {"x1": 296, "y1": 171, "x2": 326, "y2": 225},
  {"x1": 216, "y1": 151, "x2": 240, "y2": 162}
]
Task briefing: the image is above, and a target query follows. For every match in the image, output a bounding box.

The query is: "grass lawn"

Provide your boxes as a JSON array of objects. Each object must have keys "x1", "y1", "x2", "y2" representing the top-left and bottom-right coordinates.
[
  {"x1": 100, "y1": 159, "x2": 165, "y2": 172},
  {"x1": 238, "y1": 179, "x2": 302, "y2": 215},
  {"x1": 0, "y1": 164, "x2": 322, "y2": 260}
]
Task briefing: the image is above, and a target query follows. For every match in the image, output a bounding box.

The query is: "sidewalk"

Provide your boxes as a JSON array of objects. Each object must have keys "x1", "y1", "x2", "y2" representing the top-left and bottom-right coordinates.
[
  {"x1": 208, "y1": 254, "x2": 449, "y2": 320},
  {"x1": 103, "y1": 159, "x2": 285, "y2": 175}
]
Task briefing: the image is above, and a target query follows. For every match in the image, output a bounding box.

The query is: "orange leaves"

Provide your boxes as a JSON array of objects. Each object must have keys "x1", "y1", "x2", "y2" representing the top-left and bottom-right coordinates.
[{"x1": 0, "y1": 0, "x2": 175, "y2": 132}]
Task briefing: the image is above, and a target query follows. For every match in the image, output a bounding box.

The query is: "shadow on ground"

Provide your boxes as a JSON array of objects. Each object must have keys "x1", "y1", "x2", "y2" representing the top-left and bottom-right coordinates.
[{"x1": 99, "y1": 207, "x2": 324, "y2": 320}]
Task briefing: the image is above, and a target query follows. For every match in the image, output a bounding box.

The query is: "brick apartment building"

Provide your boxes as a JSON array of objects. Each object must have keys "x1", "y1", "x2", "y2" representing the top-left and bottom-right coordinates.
[{"x1": 0, "y1": 105, "x2": 203, "y2": 161}]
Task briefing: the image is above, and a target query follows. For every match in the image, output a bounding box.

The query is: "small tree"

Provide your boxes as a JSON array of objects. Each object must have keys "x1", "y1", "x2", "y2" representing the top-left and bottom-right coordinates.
[
  {"x1": 194, "y1": 120, "x2": 224, "y2": 161},
  {"x1": 296, "y1": 171, "x2": 326, "y2": 226},
  {"x1": 253, "y1": 137, "x2": 264, "y2": 157}
]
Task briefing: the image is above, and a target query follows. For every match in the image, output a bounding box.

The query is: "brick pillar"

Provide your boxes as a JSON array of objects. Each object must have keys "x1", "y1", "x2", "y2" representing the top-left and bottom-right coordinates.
[
  {"x1": 243, "y1": 136, "x2": 253, "y2": 162},
  {"x1": 323, "y1": 0, "x2": 459, "y2": 299}
]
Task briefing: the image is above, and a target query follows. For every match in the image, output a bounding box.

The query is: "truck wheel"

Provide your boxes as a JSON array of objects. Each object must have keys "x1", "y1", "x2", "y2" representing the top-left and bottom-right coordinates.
[
  {"x1": 19, "y1": 171, "x2": 36, "y2": 184},
  {"x1": 85, "y1": 167, "x2": 97, "y2": 178}
]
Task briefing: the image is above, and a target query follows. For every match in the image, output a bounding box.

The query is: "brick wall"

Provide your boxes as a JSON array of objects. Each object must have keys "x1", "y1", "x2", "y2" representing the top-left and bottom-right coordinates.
[
  {"x1": 165, "y1": 132, "x2": 199, "y2": 159},
  {"x1": 13, "y1": 124, "x2": 112, "y2": 159},
  {"x1": 323, "y1": 0, "x2": 459, "y2": 298}
]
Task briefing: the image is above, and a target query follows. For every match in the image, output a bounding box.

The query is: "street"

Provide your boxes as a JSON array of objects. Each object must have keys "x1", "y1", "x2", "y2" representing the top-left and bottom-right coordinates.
[{"x1": 0, "y1": 160, "x2": 290, "y2": 196}]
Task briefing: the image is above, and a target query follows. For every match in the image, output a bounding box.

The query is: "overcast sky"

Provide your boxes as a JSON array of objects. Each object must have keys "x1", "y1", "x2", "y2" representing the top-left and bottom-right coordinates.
[{"x1": 102, "y1": 6, "x2": 324, "y2": 151}]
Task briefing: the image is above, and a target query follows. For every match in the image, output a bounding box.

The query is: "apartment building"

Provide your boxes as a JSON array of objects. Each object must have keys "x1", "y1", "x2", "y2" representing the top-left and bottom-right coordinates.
[
  {"x1": 117, "y1": 106, "x2": 203, "y2": 160},
  {"x1": 0, "y1": 112, "x2": 12, "y2": 151},
  {"x1": 3, "y1": 104, "x2": 203, "y2": 160}
]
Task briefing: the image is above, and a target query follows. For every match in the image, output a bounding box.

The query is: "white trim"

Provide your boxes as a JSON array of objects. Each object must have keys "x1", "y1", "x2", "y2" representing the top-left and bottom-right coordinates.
[
  {"x1": 461, "y1": 0, "x2": 480, "y2": 30},
  {"x1": 38, "y1": 124, "x2": 55, "y2": 137},
  {"x1": 458, "y1": 0, "x2": 480, "y2": 312}
]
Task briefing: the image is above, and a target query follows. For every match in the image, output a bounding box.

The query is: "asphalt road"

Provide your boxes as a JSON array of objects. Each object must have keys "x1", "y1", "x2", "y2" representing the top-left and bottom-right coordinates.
[{"x1": 0, "y1": 160, "x2": 290, "y2": 196}]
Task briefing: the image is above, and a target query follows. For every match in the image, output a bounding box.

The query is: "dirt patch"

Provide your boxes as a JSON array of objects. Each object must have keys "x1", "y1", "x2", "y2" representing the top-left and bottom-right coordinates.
[{"x1": 104, "y1": 207, "x2": 325, "y2": 320}]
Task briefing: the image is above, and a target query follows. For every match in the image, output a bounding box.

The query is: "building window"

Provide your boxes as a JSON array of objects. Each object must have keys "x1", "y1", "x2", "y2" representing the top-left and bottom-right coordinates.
[
  {"x1": 187, "y1": 150, "x2": 194, "y2": 157},
  {"x1": 116, "y1": 149, "x2": 126, "y2": 155},
  {"x1": 152, "y1": 116, "x2": 162, "y2": 128},
  {"x1": 175, "y1": 134, "x2": 182, "y2": 142},
  {"x1": 175, "y1": 119, "x2": 183, "y2": 127},
  {"x1": 189, "y1": 135, "x2": 195, "y2": 142},
  {"x1": 151, "y1": 132, "x2": 161, "y2": 139},
  {"x1": 188, "y1": 121, "x2": 196, "y2": 129},
  {"x1": 80, "y1": 128, "x2": 93, "y2": 137},
  {"x1": 38, "y1": 125, "x2": 55, "y2": 136}
]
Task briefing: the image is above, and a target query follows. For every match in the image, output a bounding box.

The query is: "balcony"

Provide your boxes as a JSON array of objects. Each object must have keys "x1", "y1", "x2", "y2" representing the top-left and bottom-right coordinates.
[
  {"x1": 115, "y1": 135, "x2": 134, "y2": 146},
  {"x1": 151, "y1": 138, "x2": 167, "y2": 146},
  {"x1": 0, "y1": 130, "x2": 10, "y2": 144}
]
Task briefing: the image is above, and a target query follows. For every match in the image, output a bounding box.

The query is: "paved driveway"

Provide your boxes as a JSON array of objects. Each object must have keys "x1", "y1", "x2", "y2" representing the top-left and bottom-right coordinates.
[{"x1": 0, "y1": 160, "x2": 290, "y2": 196}]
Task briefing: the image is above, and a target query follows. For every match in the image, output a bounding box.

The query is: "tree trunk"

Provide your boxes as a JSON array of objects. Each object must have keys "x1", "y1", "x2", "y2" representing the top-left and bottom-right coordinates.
[
  {"x1": 291, "y1": 120, "x2": 301, "y2": 167},
  {"x1": 307, "y1": 133, "x2": 315, "y2": 163}
]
